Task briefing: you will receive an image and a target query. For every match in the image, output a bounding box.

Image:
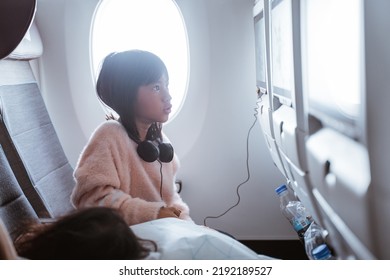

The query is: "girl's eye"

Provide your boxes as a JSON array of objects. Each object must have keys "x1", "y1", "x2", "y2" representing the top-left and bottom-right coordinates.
[{"x1": 153, "y1": 85, "x2": 160, "y2": 91}]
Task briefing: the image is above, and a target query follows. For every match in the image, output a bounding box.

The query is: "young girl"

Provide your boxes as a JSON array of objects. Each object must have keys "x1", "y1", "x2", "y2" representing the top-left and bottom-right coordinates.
[{"x1": 70, "y1": 50, "x2": 192, "y2": 225}]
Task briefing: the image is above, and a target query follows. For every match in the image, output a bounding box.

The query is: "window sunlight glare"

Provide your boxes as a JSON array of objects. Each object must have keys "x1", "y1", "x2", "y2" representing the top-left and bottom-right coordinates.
[{"x1": 92, "y1": 0, "x2": 189, "y2": 121}]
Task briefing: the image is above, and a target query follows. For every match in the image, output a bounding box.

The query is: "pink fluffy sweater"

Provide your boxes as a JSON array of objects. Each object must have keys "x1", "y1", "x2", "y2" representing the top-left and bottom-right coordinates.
[{"x1": 70, "y1": 120, "x2": 192, "y2": 225}]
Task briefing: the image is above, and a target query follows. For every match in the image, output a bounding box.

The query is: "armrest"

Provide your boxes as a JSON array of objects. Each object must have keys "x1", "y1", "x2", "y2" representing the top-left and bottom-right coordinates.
[{"x1": 175, "y1": 179, "x2": 182, "y2": 193}]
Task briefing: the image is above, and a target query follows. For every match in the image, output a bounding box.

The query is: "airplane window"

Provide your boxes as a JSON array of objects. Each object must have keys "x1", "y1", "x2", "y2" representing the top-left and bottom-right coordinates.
[{"x1": 91, "y1": 0, "x2": 189, "y2": 121}]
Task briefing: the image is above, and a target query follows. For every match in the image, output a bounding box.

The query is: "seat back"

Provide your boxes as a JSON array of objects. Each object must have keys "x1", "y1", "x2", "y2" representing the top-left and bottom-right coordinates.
[
  {"x1": 0, "y1": 145, "x2": 39, "y2": 241},
  {"x1": 0, "y1": 0, "x2": 75, "y2": 218},
  {"x1": 0, "y1": 0, "x2": 36, "y2": 59}
]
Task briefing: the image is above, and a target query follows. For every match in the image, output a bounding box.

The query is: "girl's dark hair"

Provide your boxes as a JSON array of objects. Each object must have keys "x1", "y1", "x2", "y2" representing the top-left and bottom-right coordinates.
[
  {"x1": 96, "y1": 50, "x2": 168, "y2": 142},
  {"x1": 14, "y1": 207, "x2": 157, "y2": 260}
]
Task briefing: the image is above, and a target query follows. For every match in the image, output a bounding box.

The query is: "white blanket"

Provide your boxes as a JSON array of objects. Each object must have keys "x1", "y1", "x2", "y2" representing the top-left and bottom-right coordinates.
[{"x1": 131, "y1": 218, "x2": 275, "y2": 260}]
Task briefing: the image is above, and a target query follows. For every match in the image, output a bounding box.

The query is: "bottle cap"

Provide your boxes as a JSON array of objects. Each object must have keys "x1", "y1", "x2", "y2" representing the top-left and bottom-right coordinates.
[
  {"x1": 275, "y1": 184, "x2": 287, "y2": 196},
  {"x1": 312, "y1": 244, "x2": 331, "y2": 260}
]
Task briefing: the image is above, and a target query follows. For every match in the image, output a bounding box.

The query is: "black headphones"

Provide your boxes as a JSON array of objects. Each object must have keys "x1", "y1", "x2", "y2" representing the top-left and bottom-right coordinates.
[
  {"x1": 118, "y1": 119, "x2": 174, "y2": 163},
  {"x1": 137, "y1": 140, "x2": 174, "y2": 163}
]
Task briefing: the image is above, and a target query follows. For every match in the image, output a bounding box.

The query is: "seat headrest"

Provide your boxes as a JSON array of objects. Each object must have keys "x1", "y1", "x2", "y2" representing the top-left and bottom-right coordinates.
[
  {"x1": 0, "y1": 0, "x2": 37, "y2": 60},
  {"x1": 7, "y1": 22, "x2": 43, "y2": 60}
]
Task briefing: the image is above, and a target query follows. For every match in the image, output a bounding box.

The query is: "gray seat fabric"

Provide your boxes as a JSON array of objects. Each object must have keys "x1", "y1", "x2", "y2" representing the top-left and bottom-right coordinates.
[
  {"x1": 0, "y1": 0, "x2": 75, "y2": 219},
  {"x1": 0, "y1": 64, "x2": 76, "y2": 218},
  {"x1": 0, "y1": 109, "x2": 50, "y2": 219},
  {"x1": 0, "y1": 145, "x2": 39, "y2": 240}
]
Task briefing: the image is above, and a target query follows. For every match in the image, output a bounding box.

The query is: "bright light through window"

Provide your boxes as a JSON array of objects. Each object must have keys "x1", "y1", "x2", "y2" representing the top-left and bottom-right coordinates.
[{"x1": 92, "y1": 0, "x2": 189, "y2": 121}]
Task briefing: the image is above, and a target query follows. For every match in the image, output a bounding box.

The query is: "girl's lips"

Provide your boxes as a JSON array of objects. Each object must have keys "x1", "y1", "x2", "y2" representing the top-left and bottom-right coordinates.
[{"x1": 164, "y1": 105, "x2": 172, "y2": 114}]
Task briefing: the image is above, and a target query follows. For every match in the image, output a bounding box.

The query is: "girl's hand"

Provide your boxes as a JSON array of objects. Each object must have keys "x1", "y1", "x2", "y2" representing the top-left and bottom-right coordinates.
[{"x1": 157, "y1": 206, "x2": 181, "y2": 219}]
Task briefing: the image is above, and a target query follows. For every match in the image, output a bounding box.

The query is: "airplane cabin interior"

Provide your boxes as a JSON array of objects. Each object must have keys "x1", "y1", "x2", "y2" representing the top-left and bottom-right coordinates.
[{"x1": 1, "y1": 0, "x2": 390, "y2": 261}]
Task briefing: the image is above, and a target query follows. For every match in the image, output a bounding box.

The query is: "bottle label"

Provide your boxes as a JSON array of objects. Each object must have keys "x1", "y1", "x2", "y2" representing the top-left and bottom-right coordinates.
[{"x1": 292, "y1": 217, "x2": 311, "y2": 232}]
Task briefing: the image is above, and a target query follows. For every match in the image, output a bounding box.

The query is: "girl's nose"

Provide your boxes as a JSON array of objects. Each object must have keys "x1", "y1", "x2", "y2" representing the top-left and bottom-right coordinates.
[{"x1": 163, "y1": 89, "x2": 172, "y2": 102}]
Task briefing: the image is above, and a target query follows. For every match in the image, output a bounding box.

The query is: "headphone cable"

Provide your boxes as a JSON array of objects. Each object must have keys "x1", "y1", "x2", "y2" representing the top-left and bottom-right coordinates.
[
  {"x1": 158, "y1": 160, "x2": 164, "y2": 200},
  {"x1": 203, "y1": 102, "x2": 260, "y2": 226}
]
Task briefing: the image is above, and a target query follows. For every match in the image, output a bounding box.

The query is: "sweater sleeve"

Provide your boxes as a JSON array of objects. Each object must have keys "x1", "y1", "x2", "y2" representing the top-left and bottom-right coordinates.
[
  {"x1": 170, "y1": 190, "x2": 193, "y2": 222},
  {"x1": 70, "y1": 122, "x2": 165, "y2": 225}
]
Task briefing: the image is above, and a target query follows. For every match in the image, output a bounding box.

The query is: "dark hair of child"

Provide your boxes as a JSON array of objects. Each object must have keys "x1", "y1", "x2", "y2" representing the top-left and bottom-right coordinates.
[{"x1": 14, "y1": 207, "x2": 156, "y2": 260}]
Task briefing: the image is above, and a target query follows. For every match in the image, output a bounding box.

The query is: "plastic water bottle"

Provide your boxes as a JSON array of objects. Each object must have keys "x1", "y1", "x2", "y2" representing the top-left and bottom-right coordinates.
[
  {"x1": 304, "y1": 222, "x2": 327, "y2": 259},
  {"x1": 312, "y1": 244, "x2": 335, "y2": 260},
  {"x1": 275, "y1": 184, "x2": 313, "y2": 243}
]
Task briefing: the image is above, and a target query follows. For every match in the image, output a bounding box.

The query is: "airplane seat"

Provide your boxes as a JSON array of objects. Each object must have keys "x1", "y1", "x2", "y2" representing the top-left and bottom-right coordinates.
[
  {"x1": 0, "y1": 0, "x2": 75, "y2": 218},
  {"x1": 0, "y1": 0, "x2": 36, "y2": 60},
  {"x1": 254, "y1": 0, "x2": 380, "y2": 259},
  {"x1": 0, "y1": 145, "x2": 40, "y2": 241},
  {"x1": 253, "y1": 0, "x2": 322, "y2": 226}
]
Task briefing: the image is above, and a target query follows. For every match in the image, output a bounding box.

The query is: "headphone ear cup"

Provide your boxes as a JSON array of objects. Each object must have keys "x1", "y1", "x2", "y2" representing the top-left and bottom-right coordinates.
[
  {"x1": 137, "y1": 141, "x2": 160, "y2": 162},
  {"x1": 158, "y1": 143, "x2": 174, "y2": 163}
]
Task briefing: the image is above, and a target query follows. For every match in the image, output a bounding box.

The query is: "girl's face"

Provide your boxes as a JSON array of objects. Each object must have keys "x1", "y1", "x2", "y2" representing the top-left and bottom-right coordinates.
[{"x1": 135, "y1": 74, "x2": 172, "y2": 124}]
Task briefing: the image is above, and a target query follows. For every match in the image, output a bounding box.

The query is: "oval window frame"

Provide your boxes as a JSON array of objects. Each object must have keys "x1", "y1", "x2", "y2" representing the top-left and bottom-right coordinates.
[{"x1": 91, "y1": 0, "x2": 190, "y2": 122}]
